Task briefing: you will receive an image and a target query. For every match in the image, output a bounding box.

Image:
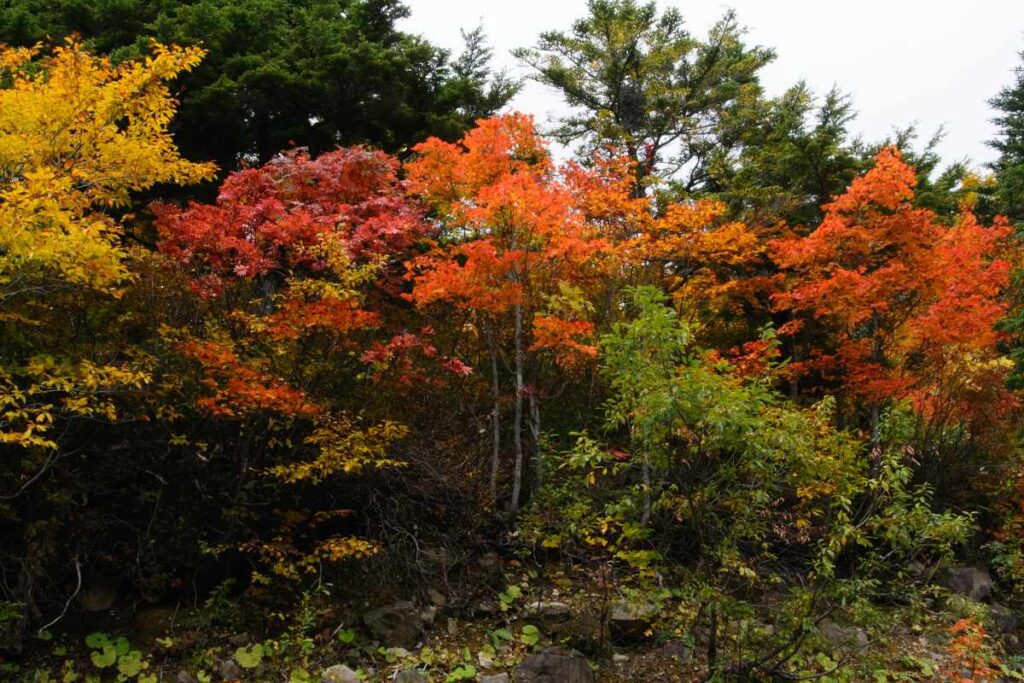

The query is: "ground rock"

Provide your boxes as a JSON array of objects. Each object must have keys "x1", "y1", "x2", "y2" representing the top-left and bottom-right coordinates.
[
  {"x1": 656, "y1": 639, "x2": 693, "y2": 662},
  {"x1": 609, "y1": 601, "x2": 659, "y2": 642},
  {"x1": 526, "y1": 601, "x2": 573, "y2": 621},
  {"x1": 427, "y1": 588, "x2": 447, "y2": 608},
  {"x1": 363, "y1": 601, "x2": 424, "y2": 649},
  {"x1": 79, "y1": 579, "x2": 117, "y2": 612},
  {"x1": 394, "y1": 669, "x2": 428, "y2": 683},
  {"x1": 939, "y1": 566, "x2": 994, "y2": 602},
  {"x1": 512, "y1": 649, "x2": 594, "y2": 683},
  {"x1": 321, "y1": 664, "x2": 359, "y2": 683},
  {"x1": 481, "y1": 674, "x2": 510, "y2": 683},
  {"x1": 990, "y1": 603, "x2": 1019, "y2": 633},
  {"x1": 819, "y1": 620, "x2": 868, "y2": 650},
  {"x1": 218, "y1": 658, "x2": 242, "y2": 681},
  {"x1": 228, "y1": 632, "x2": 250, "y2": 646},
  {"x1": 134, "y1": 606, "x2": 179, "y2": 642}
]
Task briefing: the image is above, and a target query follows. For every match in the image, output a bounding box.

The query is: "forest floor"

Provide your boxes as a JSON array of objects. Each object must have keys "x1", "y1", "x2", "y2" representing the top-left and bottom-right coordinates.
[{"x1": 5, "y1": 556, "x2": 1020, "y2": 682}]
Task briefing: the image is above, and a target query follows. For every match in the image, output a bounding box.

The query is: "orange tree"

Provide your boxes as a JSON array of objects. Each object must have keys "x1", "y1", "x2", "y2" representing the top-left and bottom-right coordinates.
[
  {"x1": 405, "y1": 114, "x2": 622, "y2": 511},
  {"x1": 771, "y1": 148, "x2": 1017, "y2": 471},
  {"x1": 639, "y1": 196, "x2": 772, "y2": 356}
]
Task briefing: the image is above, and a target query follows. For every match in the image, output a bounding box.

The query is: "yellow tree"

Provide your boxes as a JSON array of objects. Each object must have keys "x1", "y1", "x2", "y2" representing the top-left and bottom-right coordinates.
[
  {"x1": 0, "y1": 41, "x2": 212, "y2": 635},
  {"x1": 0, "y1": 40, "x2": 214, "y2": 450}
]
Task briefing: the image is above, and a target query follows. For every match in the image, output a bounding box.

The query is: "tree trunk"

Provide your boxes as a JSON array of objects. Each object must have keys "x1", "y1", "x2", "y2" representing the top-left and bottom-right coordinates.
[
  {"x1": 529, "y1": 391, "x2": 542, "y2": 490},
  {"x1": 630, "y1": 422, "x2": 652, "y2": 526},
  {"x1": 485, "y1": 322, "x2": 502, "y2": 505},
  {"x1": 789, "y1": 313, "x2": 800, "y2": 401},
  {"x1": 509, "y1": 303, "x2": 525, "y2": 512}
]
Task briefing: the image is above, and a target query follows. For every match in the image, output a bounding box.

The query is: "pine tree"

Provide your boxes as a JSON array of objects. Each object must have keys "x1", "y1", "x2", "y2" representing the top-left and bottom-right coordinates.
[{"x1": 990, "y1": 48, "x2": 1024, "y2": 225}]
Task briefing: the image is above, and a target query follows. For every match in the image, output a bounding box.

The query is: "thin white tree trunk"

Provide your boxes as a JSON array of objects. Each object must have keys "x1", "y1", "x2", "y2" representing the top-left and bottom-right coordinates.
[
  {"x1": 510, "y1": 303, "x2": 525, "y2": 512},
  {"x1": 485, "y1": 322, "x2": 501, "y2": 504}
]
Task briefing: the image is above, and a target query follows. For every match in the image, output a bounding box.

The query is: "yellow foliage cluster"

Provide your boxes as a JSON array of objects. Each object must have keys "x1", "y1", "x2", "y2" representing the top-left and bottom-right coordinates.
[
  {"x1": 268, "y1": 417, "x2": 408, "y2": 484},
  {"x1": 0, "y1": 40, "x2": 215, "y2": 294},
  {"x1": 240, "y1": 510, "x2": 381, "y2": 582},
  {"x1": 0, "y1": 357, "x2": 149, "y2": 449}
]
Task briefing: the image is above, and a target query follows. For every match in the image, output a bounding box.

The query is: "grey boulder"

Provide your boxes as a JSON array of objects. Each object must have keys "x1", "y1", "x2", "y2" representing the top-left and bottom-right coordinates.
[
  {"x1": 363, "y1": 601, "x2": 424, "y2": 649},
  {"x1": 394, "y1": 669, "x2": 428, "y2": 683},
  {"x1": 321, "y1": 664, "x2": 359, "y2": 683},
  {"x1": 819, "y1": 620, "x2": 868, "y2": 650},
  {"x1": 525, "y1": 601, "x2": 572, "y2": 621},
  {"x1": 512, "y1": 649, "x2": 594, "y2": 683},
  {"x1": 940, "y1": 566, "x2": 994, "y2": 603}
]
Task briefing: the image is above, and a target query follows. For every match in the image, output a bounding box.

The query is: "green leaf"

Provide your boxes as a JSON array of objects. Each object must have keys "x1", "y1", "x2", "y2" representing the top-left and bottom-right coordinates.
[
  {"x1": 336, "y1": 627, "x2": 356, "y2": 644},
  {"x1": 84, "y1": 633, "x2": 109, "y2": 650},
  {"x1": 234, "y1": 643, "x2": 264, "y2": 669},
  {"x1": 498, "y1": 585, "x2": 522, "y2": 610},
  {"x1": 90, "y1": 647, "x2": 117, "y2": 669},
  {"x1": 117, "y1": 651, "x2": 145, "y2": 677},
  {"x1": 112, "y1": 637, "x2": 130, "y2": 656},
  {"x1": 520, "y1": 624, "x2": 540, "y2": 646},
  {"x1": 445, "y1": 664, "x2": 477, "y2": 682},
  {"x1": 489, "y1": 627, "x2": 513, "y2": 650}
]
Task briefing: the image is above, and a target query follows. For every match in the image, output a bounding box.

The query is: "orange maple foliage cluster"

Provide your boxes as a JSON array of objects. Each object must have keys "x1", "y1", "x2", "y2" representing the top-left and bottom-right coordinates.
[
  {"x1": 405, "y1": 114, "x2": 618, "y2": 372},
  {"x1": 644, "y1": 198, "x2": 767, "y2": 316},
  {"x1": 162, "y1": 132, "x2": 1017, "y2": 440},
  {"x1": 771, "y1": 148, "x2": 1014, "y2": 424},
  {"x1": 180, "y1": 339, "x2": 319, "y2": 419}
]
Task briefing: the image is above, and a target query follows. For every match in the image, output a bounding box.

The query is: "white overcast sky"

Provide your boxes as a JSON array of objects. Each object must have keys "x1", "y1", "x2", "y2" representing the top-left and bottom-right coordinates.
[{"x1": 401, "y1": 0, "x2": 1024, "y2": 170}]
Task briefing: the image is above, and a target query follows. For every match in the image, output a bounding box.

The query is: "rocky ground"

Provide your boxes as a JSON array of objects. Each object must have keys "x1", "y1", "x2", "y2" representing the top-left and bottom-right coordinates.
[{"x1": 4, "y1": 558, "x2": 1023, "y2": 681}]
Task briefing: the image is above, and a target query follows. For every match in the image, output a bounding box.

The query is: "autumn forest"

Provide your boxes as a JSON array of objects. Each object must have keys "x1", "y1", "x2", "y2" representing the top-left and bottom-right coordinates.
[{"x1": 3, "y1": 1, "x2": 1024, "y2": 681}]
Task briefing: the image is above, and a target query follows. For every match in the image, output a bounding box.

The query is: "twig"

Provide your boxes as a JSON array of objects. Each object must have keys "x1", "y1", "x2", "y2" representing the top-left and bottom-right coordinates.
[
  {"x1": 0, "y1": 452, "x2": 59, "y2": 500},
  {"x1": 38, "y1": 557, "x2": 81, "y2": 635}
]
